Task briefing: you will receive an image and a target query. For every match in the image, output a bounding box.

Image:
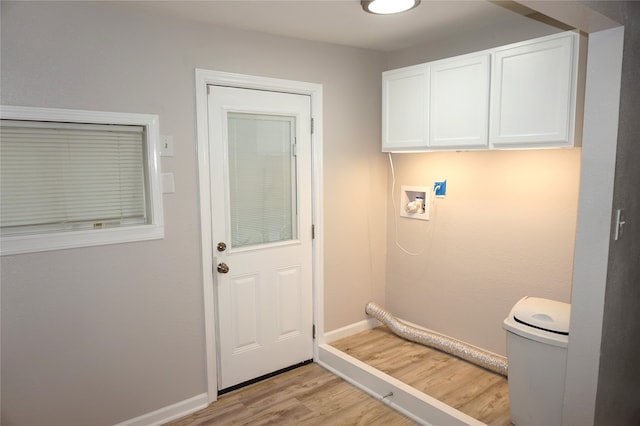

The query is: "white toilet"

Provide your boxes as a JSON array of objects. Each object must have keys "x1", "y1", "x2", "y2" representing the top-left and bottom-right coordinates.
[{"x1": 503, "y1": 296, "x2": 571, "y2": 426}]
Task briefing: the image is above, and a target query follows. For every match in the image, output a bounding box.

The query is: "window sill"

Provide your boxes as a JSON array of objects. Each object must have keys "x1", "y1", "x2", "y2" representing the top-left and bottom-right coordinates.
[{"x1": 0, "y1": 224, "x2": 164, "y2": 256}]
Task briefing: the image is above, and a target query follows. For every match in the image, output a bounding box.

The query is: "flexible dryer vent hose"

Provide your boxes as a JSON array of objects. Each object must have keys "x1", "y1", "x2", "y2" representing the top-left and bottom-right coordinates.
[{"x1": 365, "y1": 302, "x2": 508, "y2": 377}]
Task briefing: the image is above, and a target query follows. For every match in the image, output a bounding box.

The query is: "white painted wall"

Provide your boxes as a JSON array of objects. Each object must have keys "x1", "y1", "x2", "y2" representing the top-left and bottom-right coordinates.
[
  {"x1": 381, "y1": 20, "x2": 572, "y2": 356},
  {"x1": 563, "y1": 25, "x2": 623, "y2": 426},
  {"x1": 385, "y1": 149, "x2": 580, "y2": 355},
  {"x1": 381, "y1": 5, "x2": 632, "y2": 424}
]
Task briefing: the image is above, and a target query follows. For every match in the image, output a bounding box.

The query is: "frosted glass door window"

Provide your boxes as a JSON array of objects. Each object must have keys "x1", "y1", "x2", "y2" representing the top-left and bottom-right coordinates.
[{"x1": 227, "y1": 113, "x2": 297, "y2": 248}]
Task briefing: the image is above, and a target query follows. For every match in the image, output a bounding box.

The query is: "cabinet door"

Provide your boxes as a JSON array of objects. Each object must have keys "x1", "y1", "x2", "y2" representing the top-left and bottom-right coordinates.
[
  {"x1": 382, "y1": 64, "x2": 429, "y2": 152},
  {"x1": 490, "y1": 33, "x2": 577, "y2": 147},
  {"x1": 429, "y1": 53, "x2": 490, "y2": 149}
]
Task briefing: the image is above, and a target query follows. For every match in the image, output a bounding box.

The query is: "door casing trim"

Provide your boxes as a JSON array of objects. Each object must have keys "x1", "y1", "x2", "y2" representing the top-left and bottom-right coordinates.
[{"x1": 194, "y1": 69, "x2": 324, "y2": 402}]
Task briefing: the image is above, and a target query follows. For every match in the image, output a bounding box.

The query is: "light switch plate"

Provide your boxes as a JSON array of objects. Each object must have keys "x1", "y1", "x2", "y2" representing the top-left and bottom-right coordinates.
[{"x1": 160, "y1": 135, "x2": 174, "y2": 157}]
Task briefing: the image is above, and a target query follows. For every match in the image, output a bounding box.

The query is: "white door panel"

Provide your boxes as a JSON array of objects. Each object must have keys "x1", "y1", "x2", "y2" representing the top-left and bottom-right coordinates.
[{"x1": 208, "y1": 86, "x2": 313, "y2": 390}]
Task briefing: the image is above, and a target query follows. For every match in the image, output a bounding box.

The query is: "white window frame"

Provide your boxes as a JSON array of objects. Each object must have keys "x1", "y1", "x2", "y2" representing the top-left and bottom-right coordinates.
[{"x1": 0, "y1": 105, "x2": 164, "y2": 255}]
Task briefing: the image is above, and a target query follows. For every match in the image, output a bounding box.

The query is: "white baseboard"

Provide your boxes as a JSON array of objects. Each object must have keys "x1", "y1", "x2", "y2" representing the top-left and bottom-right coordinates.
[
  {"x1": 114, "y1": 393, "x2": 208, "y2": 426},
  {"x1": 317, "y1": 344, "x2": 484, "y2": 426},
  {"x1": 323, "y1": 317, "x2": 380, "y2": 343}
]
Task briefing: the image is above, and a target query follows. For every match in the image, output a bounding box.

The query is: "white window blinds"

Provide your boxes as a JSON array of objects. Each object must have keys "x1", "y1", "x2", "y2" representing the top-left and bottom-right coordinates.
[
  {"x1": 1, "y1": 120, "x2": 147, "y2": 235},
  {"x1": 227, "y1": 113, "x2": 297, "y2": 248}
]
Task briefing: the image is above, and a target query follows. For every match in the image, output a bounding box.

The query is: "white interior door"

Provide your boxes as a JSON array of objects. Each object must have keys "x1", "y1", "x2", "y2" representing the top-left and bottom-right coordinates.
[{"x1": 208, "y1": 85, "x2": 313, "y2": 391}]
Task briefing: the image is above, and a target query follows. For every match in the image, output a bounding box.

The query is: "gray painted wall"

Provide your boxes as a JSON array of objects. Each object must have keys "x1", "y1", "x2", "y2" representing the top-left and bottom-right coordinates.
[
  {"x1": 2, "y1": 1, "x2": 637, "y2": 425},
  {"x1": 386, "y1": 13, "x2": 562, "y2": 69},
  {"x1": 0, "y1": 2, "x2": 387, "y2": 425}
]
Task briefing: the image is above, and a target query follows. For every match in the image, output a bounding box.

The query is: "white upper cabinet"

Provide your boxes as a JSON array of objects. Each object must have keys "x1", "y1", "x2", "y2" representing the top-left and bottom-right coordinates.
[
  {"x1": 490, "y1": 33, "x2": 578, "y2": 148},
  {"x1": 382, "y1": 31, "x2": 581, "y2": 152},
  {"x1": 382, "y1": 64, "x2": 429, "y2": 152},
  {"x1": 429, "y1": 53, "x2": 490, "y2": 149}
]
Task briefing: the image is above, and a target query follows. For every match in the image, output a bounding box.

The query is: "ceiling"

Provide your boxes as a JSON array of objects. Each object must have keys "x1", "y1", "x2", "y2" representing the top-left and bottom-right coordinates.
[{"x1": 128, "y1": 0, "x2": 538, "y2": 52}]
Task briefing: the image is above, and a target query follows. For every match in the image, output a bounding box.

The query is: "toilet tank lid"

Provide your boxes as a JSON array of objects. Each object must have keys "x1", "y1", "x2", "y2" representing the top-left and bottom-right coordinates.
[{"x1": 511, "y1": 296, "x2": 571, "y2": 335}]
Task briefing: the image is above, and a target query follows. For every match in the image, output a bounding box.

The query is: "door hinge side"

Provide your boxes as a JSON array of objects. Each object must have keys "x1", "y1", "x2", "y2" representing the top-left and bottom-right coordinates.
[
  {"x1": 311, "y1": 117, "x2": 314, "y2": 135},
  {"x1": 312, "y1": 324, "x2": 316, "y2": 339},
  {"x1": 312, "y1": 224, "x2": 315, "y2": 239},
  {"x1": 293, "y1": 139, "x2": 298, "y2": 157}
]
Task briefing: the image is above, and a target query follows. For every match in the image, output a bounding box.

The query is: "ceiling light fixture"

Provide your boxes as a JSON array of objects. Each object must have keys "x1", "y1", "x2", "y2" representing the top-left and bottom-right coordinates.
[{"x1": 361, "y1": 0, "x2": 421, "y2": 15}]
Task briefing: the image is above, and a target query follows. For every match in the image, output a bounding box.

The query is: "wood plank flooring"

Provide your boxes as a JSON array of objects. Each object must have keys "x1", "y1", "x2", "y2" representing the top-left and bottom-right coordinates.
[
  {"x1": 165, "y1": 326, "x2": 510, "y2": 425},
  {"x1": 330, "y1": 326, "x2": 511, "y2": 426},
  {"x1": 163, "y1": 361, "x2": 417, "y2": 425}
]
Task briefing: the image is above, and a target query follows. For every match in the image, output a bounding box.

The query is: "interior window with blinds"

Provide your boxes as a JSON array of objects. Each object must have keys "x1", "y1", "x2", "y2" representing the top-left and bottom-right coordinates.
[
  {"x1": 0, "y1": 106, "x2": 163, "y2": 255},
  {"x1": 1, "y1": 120, "x2": 149, "y2": 236}
]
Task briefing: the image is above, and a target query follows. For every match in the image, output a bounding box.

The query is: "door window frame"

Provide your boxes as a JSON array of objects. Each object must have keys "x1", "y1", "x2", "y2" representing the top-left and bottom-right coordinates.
[{"x1": 194, "y1": 69, "x2": 324, "y2": 403}]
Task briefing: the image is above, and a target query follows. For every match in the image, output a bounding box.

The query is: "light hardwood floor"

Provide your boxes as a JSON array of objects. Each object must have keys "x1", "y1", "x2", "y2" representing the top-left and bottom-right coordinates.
[
  {"x1": 164, "y1": 361, "x2": 417, "y2": 425},
  {"x1": 165, "y1": 326, "x2": 510, "y2": 425},
  {"x1": 330, "y1": 326, "x2": 511, "y2": 426}
]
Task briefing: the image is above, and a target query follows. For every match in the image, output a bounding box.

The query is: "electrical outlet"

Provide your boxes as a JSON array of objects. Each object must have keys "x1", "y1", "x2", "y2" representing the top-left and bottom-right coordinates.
[
  {"x1": 161, "y1": 172, "x2": 175, "y2": 193},
  {"x1": 434, "y1": 180, "x2": 447, "y2": 197}
]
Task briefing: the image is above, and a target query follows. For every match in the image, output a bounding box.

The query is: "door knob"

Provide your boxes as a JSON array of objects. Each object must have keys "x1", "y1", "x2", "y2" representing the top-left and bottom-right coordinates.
[
  {"x1": 217, "y1": 242, "x2": 227, "y2": 252},
  {"x1": 217, "y1": 262, "x2": 230, "y2": 274}
]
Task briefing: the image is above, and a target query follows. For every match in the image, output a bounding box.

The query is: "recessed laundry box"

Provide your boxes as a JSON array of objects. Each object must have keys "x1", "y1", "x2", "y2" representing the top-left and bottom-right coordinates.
[{"x1": 503, "y1": 296, "x2": 571, "y2": 426}]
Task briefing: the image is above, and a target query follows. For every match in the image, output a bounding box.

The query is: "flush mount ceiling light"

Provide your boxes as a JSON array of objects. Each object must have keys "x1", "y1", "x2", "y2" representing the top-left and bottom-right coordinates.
[{"x1": 361, "y1": 0, "x2": 421, "y2": 15}]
